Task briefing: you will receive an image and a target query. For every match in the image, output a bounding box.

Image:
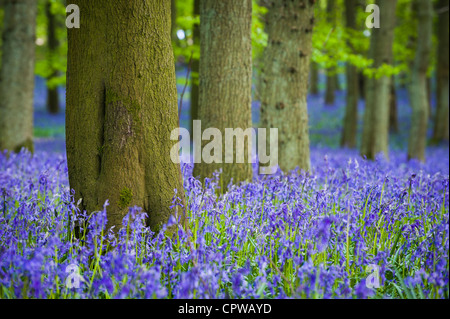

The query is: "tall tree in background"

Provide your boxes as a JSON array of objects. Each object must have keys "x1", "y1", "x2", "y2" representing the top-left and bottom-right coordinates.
[
  {"x1": 389, "y1": 79, "x2": 399, "y2": 133},
  {"x1": 324, "y1": 0, "x2": 336, "y2": 105},
  {"x1": 309, "y1": 61, "x2": 319, "y2": 95},
  {"x1": 407, "y1": 0, "x2": 433, "y2": 161},
  {"x1": 0, "y1": 0, "x2": 37, "y2": 153},
  {"x1": 260, "y1": 0, "x2": 314, "y2": 172},
  {"x1": 340, "y1": 0, "x2": 359, "y2": 148},
  {"x1": 190, "y1": 0, "x2": 200, "y2": 140},
  {"x1": 361, "y1": 0, "x2": 397, "y2": 160},
  {"x1": 171, "y1": 0, "x2": 177, "y2": 42},
  {"x1": 66, "y1": 1, "x2": 185, "y2": 232},
  {"x1": 46, "y1": 0, "x2": 60, "y2": 114},
  {"x1": 193, "y1": 0, "x2": 253, "y2": 189},
  {"x1": 432, "y1": 0, "x2": 449, "y2": 142}
]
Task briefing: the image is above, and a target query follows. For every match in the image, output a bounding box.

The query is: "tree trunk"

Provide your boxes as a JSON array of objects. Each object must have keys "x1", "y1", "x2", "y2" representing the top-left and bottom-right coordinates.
[
  {"x1": 358, "y1": 71, "x2": 365, "y2": 100},
  {"x1": 407, "y1": 0, "x2": 433, "y2": 162},
  {"x1": 309, "y1": 61, "x2": 319, "y2": 95},
  {"x1": 325, "y1": 0, "x2": 336, "y2": 105},
  {"x1": 192, "y1": 0, "x2": 253, "y2": 190},
  {"x1": 0, "y1": 0, "x2": 36, "y2": 153},
  {"x1": 190, "y1": 0, "x2": 200, "y2": 141},
  {"x1": 259, "y1": 0, "x2": 314, "y2": 172},
  {"x1": 361, "y1": 0, "x2": 397, "y2": 160},
  {"x1": 46, "y1": 0, "x2": 59, "y2": 114},
  {"x1": 325, "y1": 71, "x2": 336, "y2": 105},
  {"x1": 171, "y1": 0, "x2": 177, "y2": 42},
  {"x1": 66, "y1": 1, "x2": 185, "y2": 233},
  {"x1": 389, "y1": 79, "x2": 398, "y2": 133},
  {"x1": 432, "y1": 0, "x2": 449, "y2": 142},
  {"x1": 341, "y1": 0, "x2": 359, "y2": 148}
]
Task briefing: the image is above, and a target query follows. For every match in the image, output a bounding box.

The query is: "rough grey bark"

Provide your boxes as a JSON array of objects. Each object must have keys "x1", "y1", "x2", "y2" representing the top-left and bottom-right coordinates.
[
  {"x1": 190, "y1": 0, "x2": 200, "y2": 140},
  {"x1": 66, "y1": 1, "x2": 185, "y2": 233},
  {"x1": 259, "y1": 0, "x2": 314, "y2": 172},
  {"x1": 432, "y1": 0, "x2": 449, "y2": 142},
  {"x1": 0, "y1": 0, "x2": 36, "y2": 153},
  {"x1": 46, "y1": 0, "x2": 59, "y2": 114},
  {"x1": 407, "y1": 0, "x2": 433, "y2": 161},
  {"x1": 192, "y1": 0, "x2": 253, "y2": 190},
  {"x1": 341, "y1": 0, "x2": 359, "y2": 148},
  {"x1": 361, "y1": 0, "x2": 397, "y2": 160}
]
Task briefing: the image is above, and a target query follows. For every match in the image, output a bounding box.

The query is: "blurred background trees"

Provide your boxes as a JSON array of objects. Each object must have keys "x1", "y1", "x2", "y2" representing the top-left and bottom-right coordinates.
[{"x1": 0, "y1": 0, "x2": 448, "y2": 165}]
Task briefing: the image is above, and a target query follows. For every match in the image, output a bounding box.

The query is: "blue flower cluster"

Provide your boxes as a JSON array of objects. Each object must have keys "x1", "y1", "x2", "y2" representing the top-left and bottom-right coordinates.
[{"x1": 0, "y1": 146, "x2": 448, "y2": 299}]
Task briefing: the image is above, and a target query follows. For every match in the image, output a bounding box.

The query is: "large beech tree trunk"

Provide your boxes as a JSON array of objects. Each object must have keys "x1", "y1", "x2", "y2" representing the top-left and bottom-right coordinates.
[
  {"x1": 0, "y1": 0, "x2": 36, "y2": 153},
  {"x1": 361, "y1": 0, "x2": 397, "y2": 160},
  {"x1": 341, "y1": 0, "x2": 359, "y2": 148},
  {"x1": 66, "y1": 1, "x2": 185, "y2": 233},
  {"x1": 407, "y1": 0, "x2": 433, "y2": 161},
  {"x1": 259, "y1": 0, "x2": 314, "y2": 172},
  {"x1": 193, "y1": 0, "x2": 253, "y2": 189},
  {"x1": 432, "y1": 0, "x2": 449, "y2": 142}
]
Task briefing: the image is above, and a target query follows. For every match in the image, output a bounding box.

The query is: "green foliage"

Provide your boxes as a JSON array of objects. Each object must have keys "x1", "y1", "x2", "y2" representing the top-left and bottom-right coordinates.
[
  {"x1": 34, "y1": 0, "x2": 67, "y2": 89},
  {"x1": 172, "y1": 0, "x2": 268, "y2": 65}
]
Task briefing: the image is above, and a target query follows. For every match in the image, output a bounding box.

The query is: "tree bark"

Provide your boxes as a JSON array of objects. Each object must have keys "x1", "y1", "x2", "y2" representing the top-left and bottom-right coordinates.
[
  {"x1": 389, "y1": 79, "x2": 398, "y2": 133},
  {"x1": 432, "y1": 0, "x2": 449, "y2": 142},
  {"x1": 361, "y1": 0, "x2": 397, "y2": 160},
  {"x1": 190, "y1": 0, "x2": 200, "y2": 141},
  {"x1": 259, "y1": 0, "x2": 314, "y2": 172},
  {"x1": 46, "y1": 0, "x2": 59, "y2": 114},
  {"x1": 407, "y1": 0, "x2": 433, "y2": 162},
  {"x1": 192, "y1": 0, "x2": 253, "y2": 190},
  {"x1": 341, "y1": 0, "x2": 359, "y2": 148},
  {"x1": 0, "y1": 0, "x2": 36, "y2": 153},
  {"x1": 66, "y1": 1, "x2": 185, "y2": 233},
  {"x1": 309, "y1": 61, "x2": 319, "y2": 95},
  {"x1": 325, "y1": 0, "x2": 336, "y2": 105},
  {"x1": 171, "y1": 0, "x2": 177, "y2": 42}
]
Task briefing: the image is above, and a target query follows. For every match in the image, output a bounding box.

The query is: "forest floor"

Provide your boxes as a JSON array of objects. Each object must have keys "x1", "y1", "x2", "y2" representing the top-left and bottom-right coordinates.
[{"x1": 0, "y1": 68, "x2": 447, "y2": 299}]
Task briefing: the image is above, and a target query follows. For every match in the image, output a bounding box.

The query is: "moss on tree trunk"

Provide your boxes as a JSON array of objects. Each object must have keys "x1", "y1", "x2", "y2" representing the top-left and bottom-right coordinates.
[{"x1": 66, "y1": 1, "x2": 185, "y2": 233}]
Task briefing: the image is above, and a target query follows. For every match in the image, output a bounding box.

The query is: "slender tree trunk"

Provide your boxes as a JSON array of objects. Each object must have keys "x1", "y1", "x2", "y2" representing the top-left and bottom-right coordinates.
[
  {"x1": 432, "y1": 0, "x2": 449, "y2": 142},
  {"x1": 259, "y1": 0, "x2": 314, "y2": 172},
  {"x1": 0, "y1": 0, "x2": 36, "y2": 153},
  {"x1": 341, "y1": 0, "x2": 359, "y2": 148},
  {"x1": 325, "y1": 0, "x2": 336, "y2": 105},
  {"x1": 66, "y1": 1, "x2": 185, "y2": 233},
  {"x1": 407, "y1": 0, "x2": 433, "y2": 161},
  {"x1": 389, "y1": 79, "x2": 398, "y2": 133},
  {"x1": 361, "y1": 0, "x2": 397, "y2": 160},
  {"x1": 193, "y1": 0, "x2": 253, "y2": 189},
  {"x1": 46, "y1": 0, "x2": 59, "y2": 114},
  {"x1": 309, "y1": 61, "x2": 319, "y2": 95},
  {"x1": 171, "y1": 0, "x2": 177, "y2": 42},
  {"x1": 190, "y1": 0, "x2": 200, "y2": 141},
  {"x1": 358, "y1": 71, "x2": 365, "y2": 100}
]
